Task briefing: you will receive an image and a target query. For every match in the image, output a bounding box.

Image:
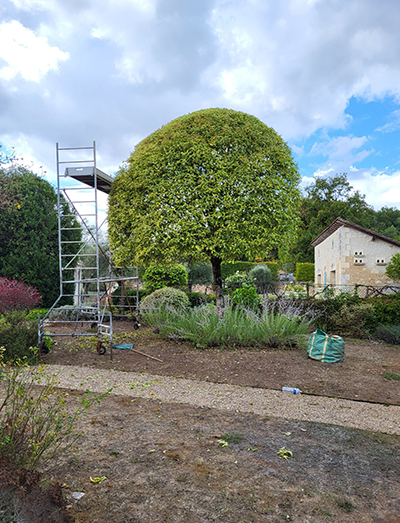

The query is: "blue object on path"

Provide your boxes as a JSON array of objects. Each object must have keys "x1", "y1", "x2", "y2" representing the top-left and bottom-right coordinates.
[{"x1": 113, "y1": 344, "x2": 134, "y2": 350}]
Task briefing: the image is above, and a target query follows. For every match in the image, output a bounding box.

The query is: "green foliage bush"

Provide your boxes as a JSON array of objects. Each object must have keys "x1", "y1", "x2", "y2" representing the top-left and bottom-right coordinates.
[
  {"x1": 295, "y1": 263, "x2": 315, "y2": 282},
  {"x1": 329, "y1": 302, "x2": 374, "y2": 337},
  {"x1": 224, "y1": 271, "x2": 254, "y2": 294},
  {"x1": 143, "y1": 264, "x2": 188, "y2": 293},
  {"x1": 0, "y1": 311, "x2": 38, "y2": 362},
  {"x1": 386, "y1": 253, "x2": 400, "y2": 281},
  {"x1": 25, "y1": 308, "x2": 50, "y2": 321},
  {"x1": 288, "y1": 291, "x2": 400, "y2": 338},
  {"x1": 0, "y1": 352, "x2": 109, "y2": 470},
  {"x1": 232, "y1": 283, "x2": 262, "y2": 311},
  {"x1": 187, "y1": 263, "x2": 213, "y2": 288},
  {"x1": 141, "y1": 287, "x2": 190, "y2": 314},
  {"x1": 185, "y1": 292, "x2": 216, "y2": 307},
  {"x1": 365, "y1": 294, "x2": 400, "y2": 330},
  {"x1": 375, "y1": 325, "x2": 400, "y2": 344},
  {"x1": 221, "y1": 261, "x2": 279, "y2": 281},
  {"x1": 221, "y1": 262, "x2": 255, "y2": 279},
  {"x1": 248, "y1": 264, "x2": 272, "y2": 291},
  {"x1": 264, "y1": 262, "x2": 279, "y2": 281}
]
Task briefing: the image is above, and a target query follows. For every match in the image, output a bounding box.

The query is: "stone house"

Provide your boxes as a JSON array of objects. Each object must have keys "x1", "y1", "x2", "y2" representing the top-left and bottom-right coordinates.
[{"x1": 311, "y1": 217, "x2": 400, "y2": 286}]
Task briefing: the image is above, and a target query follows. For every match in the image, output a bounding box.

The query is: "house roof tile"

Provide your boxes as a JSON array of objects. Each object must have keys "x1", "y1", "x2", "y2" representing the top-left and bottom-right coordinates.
[{"x1": 310, "y1": 217, "x2": 400, "y2": 248}]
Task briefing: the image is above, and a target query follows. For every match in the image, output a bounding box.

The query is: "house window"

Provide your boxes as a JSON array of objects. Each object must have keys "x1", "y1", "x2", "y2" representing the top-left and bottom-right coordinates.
[
  {"x1": 376, "y1": 259, "x2": 387, "y2": 265},
  {"x1": 354, "y1": 259, "x2": 365, "y2": 265},
  {"x1": 354, "y1": 251, "x2": 364, "y2": 256}
]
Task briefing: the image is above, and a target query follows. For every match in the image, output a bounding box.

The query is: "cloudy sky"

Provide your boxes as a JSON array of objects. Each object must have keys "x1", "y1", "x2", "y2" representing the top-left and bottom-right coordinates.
[{"x1": 1, "y1": 0, "x2": 400, "y2": 210}]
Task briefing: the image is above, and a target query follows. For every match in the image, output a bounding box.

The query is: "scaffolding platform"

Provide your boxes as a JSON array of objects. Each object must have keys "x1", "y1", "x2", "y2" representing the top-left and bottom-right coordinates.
[{"x1": 38, "y1": 142, "x2": 139, "y2": 359}]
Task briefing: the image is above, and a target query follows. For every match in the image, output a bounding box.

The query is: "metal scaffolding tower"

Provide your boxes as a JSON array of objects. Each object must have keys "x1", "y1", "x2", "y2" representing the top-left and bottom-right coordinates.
[{"x1": 38, "y1": 142, "x2": 139, "y2": 359}]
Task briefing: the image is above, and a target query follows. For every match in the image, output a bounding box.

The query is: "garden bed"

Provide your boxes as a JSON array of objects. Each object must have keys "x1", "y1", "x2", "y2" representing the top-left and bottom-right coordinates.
[{"x1": 42, "y1": 321, "x2": 400, "y2": 406}]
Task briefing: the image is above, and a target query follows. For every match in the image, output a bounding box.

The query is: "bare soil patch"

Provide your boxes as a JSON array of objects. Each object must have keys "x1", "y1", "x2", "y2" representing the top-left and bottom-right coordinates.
[
  {"x1": 33, "y1": 320, "x2": 400, "y2": 522},
  {"x1": 47, "y1": 393, "x2": 400, "y2": 523},
  {"x1": 42, "y1": 320, "x2": 400, "y2": 406}
]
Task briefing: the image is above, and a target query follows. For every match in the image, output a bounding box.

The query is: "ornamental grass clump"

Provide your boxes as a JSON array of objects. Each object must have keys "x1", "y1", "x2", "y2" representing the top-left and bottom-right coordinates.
[
  {"x1": 0, "y1": 348, "x2": 110, "y2": 471},
  {"x1": 142, "y1": 301, "x2": 313, "y2": 349}
]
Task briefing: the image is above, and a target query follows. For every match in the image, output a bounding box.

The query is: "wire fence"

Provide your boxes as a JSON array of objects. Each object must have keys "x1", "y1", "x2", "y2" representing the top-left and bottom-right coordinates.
[{"x1": 264, "y1": 282, "x2": 400, "y2": 299}]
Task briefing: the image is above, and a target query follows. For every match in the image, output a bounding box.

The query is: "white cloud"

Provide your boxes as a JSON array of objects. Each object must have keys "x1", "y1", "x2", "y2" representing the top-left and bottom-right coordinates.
[
  {"x1": 375, "y1": 109, "x2": 400, "y2": 133},
  {"x1": 0, "y1": 20, "x2": 69, "y2": 82},
  {"x1": 350, "y1": 170, "x2": 400, "y2": 209},
  {"x1": 0, "y1": 0, "x2": 400, "y2": 215},
  {"x1": 310, "y1": 135, "x2": 371, "y2": 160},
  {"x1": 207, "y1": 0, "x2": 400, "y2": 137}
]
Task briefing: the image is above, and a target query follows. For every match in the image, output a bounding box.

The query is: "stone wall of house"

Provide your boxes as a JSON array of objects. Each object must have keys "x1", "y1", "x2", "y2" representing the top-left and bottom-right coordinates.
[{"x1": 314, "y1": 226, "x2": 400, "y2": 285}]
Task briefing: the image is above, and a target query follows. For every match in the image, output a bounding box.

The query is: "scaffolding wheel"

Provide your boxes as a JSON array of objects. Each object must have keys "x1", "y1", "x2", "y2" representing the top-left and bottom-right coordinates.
[
  {"x1": 96, "y1": 341, "x2": 107, "y2": 355},
  {"x1": 39, "y1": 343, "x2": 50, "y2": 355}
]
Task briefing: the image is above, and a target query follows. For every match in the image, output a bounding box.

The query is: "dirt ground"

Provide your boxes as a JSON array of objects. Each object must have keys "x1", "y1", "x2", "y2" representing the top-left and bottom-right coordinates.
[
  {"x1": 33, "y1": 320, "x2": 400, "y2": 522},
  {"x1": 46, "y1": 393, "x2": 400, "y2": 523},
  {"x1": 42, "y1": 320, "x2": 400, "y2": 406}
]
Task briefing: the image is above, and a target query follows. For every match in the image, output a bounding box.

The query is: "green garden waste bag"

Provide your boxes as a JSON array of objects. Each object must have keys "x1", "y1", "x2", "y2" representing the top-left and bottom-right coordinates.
[{"x1": 307, "y1": 329, "x2": 344, "y2": 363}]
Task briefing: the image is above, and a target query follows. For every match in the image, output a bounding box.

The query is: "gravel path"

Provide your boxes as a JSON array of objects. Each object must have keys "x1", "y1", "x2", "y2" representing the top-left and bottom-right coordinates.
[{"x1": 44, "y1": 364, "x2": 400, "y2": 436}]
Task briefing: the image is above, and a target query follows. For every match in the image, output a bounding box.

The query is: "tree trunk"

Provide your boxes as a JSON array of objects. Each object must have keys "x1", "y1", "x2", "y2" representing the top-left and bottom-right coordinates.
[{"x1": 211, "y1": 255, "x2": 225, "y2": 320}]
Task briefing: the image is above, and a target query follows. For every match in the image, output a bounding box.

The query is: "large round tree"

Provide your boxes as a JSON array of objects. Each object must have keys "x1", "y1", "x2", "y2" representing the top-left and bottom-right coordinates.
[{"x1": 109, "y1": 108, "x2": 301, "y2": 316}]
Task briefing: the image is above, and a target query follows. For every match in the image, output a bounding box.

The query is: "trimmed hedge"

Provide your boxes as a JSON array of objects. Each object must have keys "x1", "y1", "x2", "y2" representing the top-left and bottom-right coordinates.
[
  {"x1": 264, "y1": 262, "x2": 279, "y2": 281},
  {"x1": 143, "y1": 264, "x2": 188, "y2": 293},
  {"x1": 295, "y1": 263, "x2": 315, "y2": 282}
]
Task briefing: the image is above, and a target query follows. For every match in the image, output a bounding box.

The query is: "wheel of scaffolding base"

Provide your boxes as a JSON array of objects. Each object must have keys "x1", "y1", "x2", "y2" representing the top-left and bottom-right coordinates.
[
  {"x1": 39, "y1": 343, "x2": 50, "y2": 355},
  {"x1": 96, "y1": 341, "x2": 107, "y2": 355}
]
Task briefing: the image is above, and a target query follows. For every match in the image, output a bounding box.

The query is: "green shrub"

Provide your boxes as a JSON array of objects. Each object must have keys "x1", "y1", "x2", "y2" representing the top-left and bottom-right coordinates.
[
  {"x1": 224, "y1": 271, "x2": 254, "y2": 294},
  {"x1": 141, "y1": 287, "x2": 190, "y2": 314},
  {"x1": 329, "y1": 303, "x2": 374, "y2": 337},
  {"x1": 143, "y1": 264, "x2": 188, "y2": 293},
  {"x1": 367, "y1": 294, "x2": 400, "y2": 329},
  {"x1": 264, "y1": 262, "x2": 279, "y2": 281},
  {"x1": 295, "y1": 263, "x2": 315, "y2": 282},
  {"x1": 386, "y1": 253, "x2": 400, "y2": 281},
  {"x1": 221, "y1": 261, "x2": 279, "y2": 281},
  {"x1": 248, "y1": 264, "x2": 272, "y2": 291},
  {"x1": 221, "y1": 262, "x2": 255, "y2": 279},
  {"x1": 0, "y1": 351, "x2": 109, "y2": 470},
  {"x1": 25, "y1": 308, "x2": 50, "y2": 321},
  {"x1": 138, "y1": 289, "x2": 149, "y2": 302},
  {"x1": 0, "y1": 311, "x2": 38, "y2": 362},
  {"x1": 376, "y1": 325, "x2": 400, "y2": 344},
  {"x1": 186, "y1": 291, "x2": 208, "y2": 308},
  {"x1": 187, "y1": 263, "x2": 213, "y2": 288},
  {"x1": 232, "y1": 283, "x2": 262, "y2": 311}
]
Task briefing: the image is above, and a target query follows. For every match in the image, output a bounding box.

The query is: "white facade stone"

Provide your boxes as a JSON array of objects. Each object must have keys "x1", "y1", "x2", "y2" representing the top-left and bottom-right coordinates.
[{"x1": 314, "y1": 225, "x2": 400, "y2": 285}]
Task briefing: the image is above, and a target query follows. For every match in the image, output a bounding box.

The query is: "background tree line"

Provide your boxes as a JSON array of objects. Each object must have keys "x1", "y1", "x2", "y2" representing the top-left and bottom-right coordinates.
[{"x1": 287, "y1": 173, "x2": 400, "y2": 264}]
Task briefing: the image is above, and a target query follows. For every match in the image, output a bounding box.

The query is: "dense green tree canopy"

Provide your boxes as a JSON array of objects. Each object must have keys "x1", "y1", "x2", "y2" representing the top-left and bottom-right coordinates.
[
  {"x1": 288, "y1": 174, "x2": 375, "y2": 263},
  {"x1": 109, "y1": 108, "x2": 301, "y2": 313},
  {"x1": 0, "y1": 166, "x2": 81, "y2": 307},
  {"x1": 372, "y1": 206, "x2": 400, "y2": 241},
  {"x1": 386, "y1": 252, "x2": 400, "y2": 281}
]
